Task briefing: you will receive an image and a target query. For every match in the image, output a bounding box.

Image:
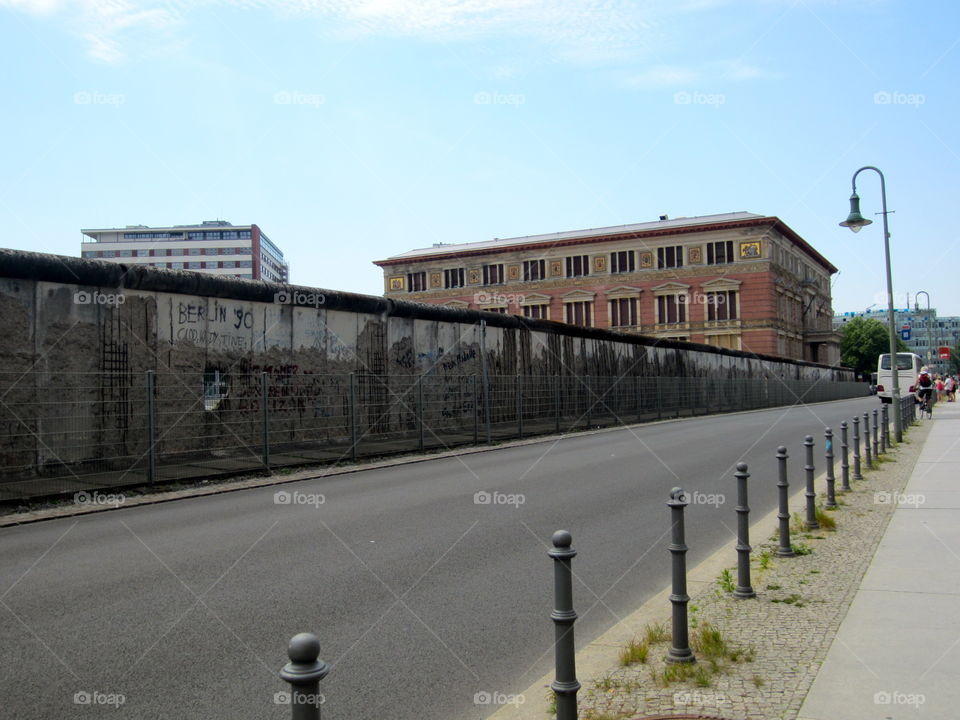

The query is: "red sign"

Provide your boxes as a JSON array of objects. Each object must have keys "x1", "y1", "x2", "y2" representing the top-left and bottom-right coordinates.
[{"x1": 940, "y1": 346, "x2": 952, "y2": 360}]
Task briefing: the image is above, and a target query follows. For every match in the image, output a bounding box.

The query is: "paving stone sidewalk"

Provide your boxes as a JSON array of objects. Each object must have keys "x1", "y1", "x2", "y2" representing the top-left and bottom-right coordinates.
[{"x1": 577, "y1": 419, "x2": 930, "y2": 720}]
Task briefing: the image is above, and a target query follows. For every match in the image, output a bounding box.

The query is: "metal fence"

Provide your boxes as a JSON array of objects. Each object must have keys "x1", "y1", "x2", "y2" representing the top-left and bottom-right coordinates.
[{"x1": 0, "y1": 371, "x2": 870, "y2": 502}]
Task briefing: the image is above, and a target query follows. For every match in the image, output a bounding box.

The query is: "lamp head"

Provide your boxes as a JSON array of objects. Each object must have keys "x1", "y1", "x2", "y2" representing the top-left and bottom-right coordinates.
[{"x1": 839, "y1": 191, "x2": 873, "y2": 233}]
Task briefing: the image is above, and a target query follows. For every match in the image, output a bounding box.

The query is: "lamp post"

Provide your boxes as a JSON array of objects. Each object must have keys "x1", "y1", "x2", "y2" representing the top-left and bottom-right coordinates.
[
  {"x1": 915, "y1": 290, "x2": 932, "y2": 370},
  {"x1": 840, "y1": 165, "x2": 902, "y2": 442}
]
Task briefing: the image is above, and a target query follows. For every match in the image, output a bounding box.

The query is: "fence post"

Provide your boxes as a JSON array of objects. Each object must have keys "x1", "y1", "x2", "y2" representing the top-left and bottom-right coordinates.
[
  {"x1": 824, "y1": 428, "x2": 836, "y2": 508},
  {"x1": 549, "y1": 530, "x2": 580, "y2": 720},
  {"x1": 734, "y1": 463, "x2": 755, "y2": 598},
  {"x1": 863, "y1": 411, "x2": 873, "y2": 469},
  {"x1": 349, "y1": 373, "x2": 358, "y2": 461},
  {"x1": 555, "y1": 374, "x2": 561, "y2": 435},
  {"x1": 472, "y1": 375, "x2": 479, "y2": 445},
  {"x1": 840, "y1": 421, "x2": 850, "y2": 492},
  {"x1": 417, "y1": 375, "x2": 425, "y2": 452},
  {"x1": 852, "y1": 417, "x2": 862, "y2": 480},
  {"x1": 262, "y1": 372, "x2": 270, "y2": 470},
  {"x1": 146, "y1": 370, "x2": 157, "y2": 485},
  {"x1": 516, "y1": 374, "x2": 523, "y2": 439},
  {"x1": 667, "y1": 487, "x2": 695, "y2": 663},
  {"x1": 279, "y1": 633, "x2": 329, "y2": 720},
  {"x1": 776, "y1": 447, "x2": 794, "y2": 557},
  {"x1": 656, "y1": 376, "x2": 663, "y2": 421},
  {"x1": 804, "y1": 435, "x2": 819, "y2": 529}
]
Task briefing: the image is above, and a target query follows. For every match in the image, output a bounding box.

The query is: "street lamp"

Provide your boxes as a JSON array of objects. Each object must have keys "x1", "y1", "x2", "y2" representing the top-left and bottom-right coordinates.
[
  {"x1": 915, "y1": 290, "x2": 932, "y2": 370},
  {"x1": 839, "y1": 166, "x2": 902, "y2": 442}
]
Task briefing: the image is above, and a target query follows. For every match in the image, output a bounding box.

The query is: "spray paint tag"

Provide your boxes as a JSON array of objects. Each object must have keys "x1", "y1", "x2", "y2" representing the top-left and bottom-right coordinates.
[{"x1": 826, "y1": 439, "x2": 833, "y2": 452}]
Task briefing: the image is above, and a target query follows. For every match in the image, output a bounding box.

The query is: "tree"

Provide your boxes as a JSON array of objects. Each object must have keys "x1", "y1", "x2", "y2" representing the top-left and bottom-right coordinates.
[{"x1": 839, "y1": 317, "x2": 909, "y2": 377}]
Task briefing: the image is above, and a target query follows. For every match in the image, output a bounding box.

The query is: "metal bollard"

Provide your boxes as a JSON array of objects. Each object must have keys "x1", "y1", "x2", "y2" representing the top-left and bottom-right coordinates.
[
  {"x1": 804, "y1": 435, "x2": 819, "y2": 529},
  {"x1": 824, "y1": 428, "x2": 837, "y2": 508},
  {"x1": 279, "y1": 633, "x2": 330, "y2": 720},
  {"x1": 549, "y1": 530, "x2": 580, "y2": 720},
  {"x1": 863, "y1": 412, "x2": 873, "y2": 469},
  {"x1": 852, "y1": 417, "x2": 863, "y2": 480},
  {"x1": 666, "y1": 488, "x2": 695, "y2": 663},
  {"x1": 776, "y1": 447, "x2": 794, "y2": 557},
  {"x1": 879, "y1": 405, "x2": 886, "y2": 453},
  {"x1": 734, "y1": 463, "x2": 755, "y2": 598},
  {"x1": 840, "y1": 421, "x2": 851, "y2": 492},
  {"x1": 883, "y1": 404, "x2": 890, "y2": 449},
  {"x1": 872, "y1": 409, "x2": 879, "y2": 458}
]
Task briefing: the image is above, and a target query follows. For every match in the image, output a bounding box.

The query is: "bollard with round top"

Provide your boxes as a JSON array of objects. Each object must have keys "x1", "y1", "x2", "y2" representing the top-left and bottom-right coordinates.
[
  {"x1": 852, "y1": 416, "x2": 863, "y2": 480},
  {"x1": 666, "y1": 488, "x2": 695, "y2": 663},
  {"x1": 872, "y1": 409, "x2": 879, "y2": 458},
  {"x1": 734, "y1": 463, "x2": 756, "y2": 598},
  {"x1": 279, "y1": 633, "x2": 330, "y2": 720},
  {"x1": 840, "y1": 421, "x2": 851, "y2": 492},
  {"x1": 824, "y1": 428, "x2": 837, "y2": 508},
  {"x1": 863, "y1": 412, "x2": 873, "y2": 469},
  {"x1": 804, "y1": 435, "x2": 819, "y2": 529},
  {"x1": 880, "y1": 404, "x2": 888, "y2": 453},
  {"x1": 776, "y1": 447, "x2": 794, "y2": 557},
  {"x1": 549, "y1": 529, "x2": 580, "y2": 720}
]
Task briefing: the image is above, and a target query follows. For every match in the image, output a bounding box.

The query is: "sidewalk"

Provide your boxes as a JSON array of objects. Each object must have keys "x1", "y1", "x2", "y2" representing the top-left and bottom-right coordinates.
[{"x1": 799, "y1": 401, "x2": 960, "y2": 719}]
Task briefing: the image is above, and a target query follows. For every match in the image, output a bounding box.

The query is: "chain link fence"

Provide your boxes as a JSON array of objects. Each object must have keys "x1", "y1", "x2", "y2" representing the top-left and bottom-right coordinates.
[{"x1": 0, "y1": 371, "x2": 869, "y2": 502}]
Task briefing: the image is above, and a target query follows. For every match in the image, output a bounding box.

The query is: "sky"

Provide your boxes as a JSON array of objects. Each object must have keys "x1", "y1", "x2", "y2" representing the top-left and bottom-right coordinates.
[{"x1": 1, "y1": 0, "x2": 958, "y2": 315}]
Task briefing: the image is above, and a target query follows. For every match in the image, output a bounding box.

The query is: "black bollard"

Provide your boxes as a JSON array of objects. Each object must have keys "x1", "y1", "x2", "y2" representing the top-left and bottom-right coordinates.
[
  {"x1": 872, "y1": 409, "x2": 879, "y2": 458},
  {"x1": 666, "y1": 488, "x2": 695, "y2": 664},
  {"x1": 824, "y1": 428, "x2": 837, "y2": 508},
  {"x1": 804, "y1": 435, "x2": 819, "y2": 529},
  {"x1": 776, "y1": 447, "x2": 794, "y2": 557},
  {"x1": 863, "y1": 412, "x2": 873, "y2": 469},
  {"x1": 883, "y1": 404, "x2": 890, "y2": 449},
  {"x1": 734, "y1": 463, "x2": 755, "y2": 598},
  {"x1": 852, "y1": 417, "x2": 863, "y2": 480},
  {"x1": 840, "y1": 421, "x2": 851, "y2": 492},
  {"x1": 279, "y1": 633, "x2": 329, "y2": 720},
  {"x1": 549, "y1": 530, "x2": 580, "y2": 720}
]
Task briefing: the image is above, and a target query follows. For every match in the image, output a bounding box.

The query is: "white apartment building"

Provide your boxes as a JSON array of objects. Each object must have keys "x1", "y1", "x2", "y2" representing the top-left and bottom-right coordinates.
[{"x1": 81, "y1": 220, "x2": 288, "y2": 283}]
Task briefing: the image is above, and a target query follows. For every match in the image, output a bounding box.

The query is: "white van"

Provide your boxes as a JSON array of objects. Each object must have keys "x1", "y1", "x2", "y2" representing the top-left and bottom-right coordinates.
[{"x1": 876, "y1": 352, "x2": 923, "y2": 403}]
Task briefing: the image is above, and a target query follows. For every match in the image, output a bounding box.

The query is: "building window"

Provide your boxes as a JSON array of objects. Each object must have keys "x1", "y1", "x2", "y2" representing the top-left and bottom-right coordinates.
[
  {"x1": 706, "y1": 290, "x2": 739, "y2": 321},
  {"x1": 188, "y1": 262, "x2": 201, "y2": 269},
  {"x1": 657, "y1": 294, "x2": 687, "y2": 324},
  {"x1": 706, "y1": 334, "x2": 741, "y2": 350},
  {"x1": 610, "y1": 250, "x2": 635, "y2": 274},
  {"x1": 486, "y1": 307, "x2": 508, "y2": 314},
  {"x1": 707, "y1": 241, "x2": 734, "y2": 265},
  {"x1": 566, "y1": 255, "x2": 589, "y2": 278},
  {"x1": 444, "y1": 268, "x2": 465, "y2": 289},
  {"x1": 482, "y1": 264, "x2": 504, "y2": 285},
  {"x1": 171, "y1": 262, "x2": 184, "y2": 269},
  {"x1": 657, "y1": 246, "x2": 683, "y2": 269},
  {"x1": 523, "y1": 259, "x2": 545, "y2": 281},
  {"x1": 408, "y1": 272, "x2": 426, "y2": 292},
  {"x1": 136, "y1": 249, "x2": 150, "y2": 257},
  {"x1": 564, "y1": 301, "x2": 593, "y2": 327},
  {"x1": 120, "y1": 250, "x2": 132, "y2": 257},
  {"x1": 522, "y1": 304, "x2": 549, "y2": 320},
  {"x1": 609, "y1": 298, "x2": 638, "y2": 328}
]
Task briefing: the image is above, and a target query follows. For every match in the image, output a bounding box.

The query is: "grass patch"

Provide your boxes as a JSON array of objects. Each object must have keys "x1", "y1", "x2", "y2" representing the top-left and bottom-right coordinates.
[
  {"x1": 766, "y1": 583, "x2": 782, "y2": 590},
  {"x1": 758, "y1": 549, "x2": 771, "y2": 570},
  {"x1": 792, "y1": 542, "x2": 813, "y2": 556},
  {"x1": 815, "y1": 507, "x2": 837, "y2": 530},
  {"x1": 753, "y1": 674, "x2": 765, "y2": 687},
  {"x1": 644, "y1": 622, "x2": 669, "y2": 644},
  {"x1": 619, "y1": 638, "x2": 649, "y2": 666},
  {"x1": 717, "y1": 568, "x2": 735, "y2": 594}
]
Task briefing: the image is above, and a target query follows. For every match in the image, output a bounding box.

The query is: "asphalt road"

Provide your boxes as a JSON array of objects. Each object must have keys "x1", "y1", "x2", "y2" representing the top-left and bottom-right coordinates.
[{"x1": 0, "y1": 396, "x2": 879, "y2": 719}]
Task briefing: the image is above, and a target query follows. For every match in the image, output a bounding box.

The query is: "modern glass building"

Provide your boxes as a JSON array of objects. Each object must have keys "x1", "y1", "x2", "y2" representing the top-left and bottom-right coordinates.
[{"x1": 81, "y1": 220, "x2": 288, "y2": 283}]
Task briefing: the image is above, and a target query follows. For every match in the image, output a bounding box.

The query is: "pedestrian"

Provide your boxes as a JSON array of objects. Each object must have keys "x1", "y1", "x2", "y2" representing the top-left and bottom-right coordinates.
[
  {"x1": 935, "y1": 375, "x2": 945, "y2": 403},
  {"x1": 947, "y1": 375, "x2": 957, "y2": 402}
]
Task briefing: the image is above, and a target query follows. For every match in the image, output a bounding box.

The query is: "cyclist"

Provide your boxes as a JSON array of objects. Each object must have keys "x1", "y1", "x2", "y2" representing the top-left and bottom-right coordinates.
[{"x1": 915, "y1": 366, "x2": 934, "y2": 414}]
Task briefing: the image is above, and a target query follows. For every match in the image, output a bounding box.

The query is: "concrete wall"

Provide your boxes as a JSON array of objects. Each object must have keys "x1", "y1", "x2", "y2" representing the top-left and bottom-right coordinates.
[{"x1": 0, "y1": 249, "x2": 853, "y2": 477}]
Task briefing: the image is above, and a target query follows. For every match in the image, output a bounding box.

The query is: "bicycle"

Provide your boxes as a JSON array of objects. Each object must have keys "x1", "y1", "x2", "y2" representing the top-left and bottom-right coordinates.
[{"x1": 918, "y1": 390, "x2": 934, "y2": 419}]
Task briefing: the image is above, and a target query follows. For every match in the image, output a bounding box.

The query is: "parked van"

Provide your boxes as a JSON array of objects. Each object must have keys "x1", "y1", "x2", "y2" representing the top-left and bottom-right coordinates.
[{"x1": 876, "y1": 352, "x2": 922, "y2": 403}]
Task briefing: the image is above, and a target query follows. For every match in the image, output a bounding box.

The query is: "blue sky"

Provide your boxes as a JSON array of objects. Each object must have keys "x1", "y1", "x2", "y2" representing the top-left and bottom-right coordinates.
[{"x1": 1, "y1": 0, "x2": 958, "y2": 316}]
